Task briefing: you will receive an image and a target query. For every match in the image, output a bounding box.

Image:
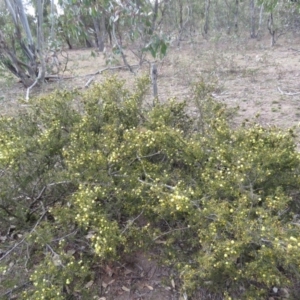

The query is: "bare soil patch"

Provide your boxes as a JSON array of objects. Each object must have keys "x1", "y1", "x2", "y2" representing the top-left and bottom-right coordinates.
[{"x1": 93, "y1": 253, "x2": 180, "y2": 300}]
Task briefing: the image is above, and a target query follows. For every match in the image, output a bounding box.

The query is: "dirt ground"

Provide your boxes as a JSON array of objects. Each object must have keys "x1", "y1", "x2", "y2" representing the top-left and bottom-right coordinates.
[
  {"x1": 2, "y1": 35, "x2": 300, "y2": 138},
  {"x1": 1, "y1": 35, "x2": 300, "y2": 299}
]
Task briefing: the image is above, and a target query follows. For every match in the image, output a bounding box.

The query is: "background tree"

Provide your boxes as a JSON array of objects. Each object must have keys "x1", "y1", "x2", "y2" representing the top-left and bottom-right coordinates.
[
  {"x1": 0, "y1": 0, "x2": 46, "y2": 87},
  {"x1": 2, "y1": 0, "x2": 300, "y2": 87}
]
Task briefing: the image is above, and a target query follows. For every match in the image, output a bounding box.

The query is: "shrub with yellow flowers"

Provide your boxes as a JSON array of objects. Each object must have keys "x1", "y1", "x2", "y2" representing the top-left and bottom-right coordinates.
[{"x1": 1, "y1": 76, "x2": 300, "y2": 299}]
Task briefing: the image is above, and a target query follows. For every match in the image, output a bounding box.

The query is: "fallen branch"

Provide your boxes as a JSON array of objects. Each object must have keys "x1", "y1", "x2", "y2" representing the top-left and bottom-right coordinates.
[
  {"x1": 45, "y1": 74, "x2": 63, "y2": 80},
  {"x1": 288, "y1": 48, "x2": 300, "y2": 53},
  {"x1": 45, "y1": 65, "x2": 140, "y2": 81},
  {"x1": 93, "y1": 65, "x2": 139, "y2": 75},
  {"x1": 84, "y1": 64, "x2": 139, "y2": 88},
  {"x1": 84, "y1": 76, "x2": 95, "y2": 88},
  {"x1": 77, "y1": 64, "x2": 140, "y2": 79},
  {"x1": 26, "y1": 64, "x2": 140, "y2": 94},
  {"x1": 277, "y1": 86, "x2": 300, "y2": 96},
  {"x1": 211, "y1": 92, "x2": 229, "y2": 99}
]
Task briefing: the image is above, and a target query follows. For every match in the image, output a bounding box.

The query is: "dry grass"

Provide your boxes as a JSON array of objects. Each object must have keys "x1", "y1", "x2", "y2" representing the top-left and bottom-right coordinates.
[{"x1": 2, "y1": 35, "x2": 300, "y2": 135}]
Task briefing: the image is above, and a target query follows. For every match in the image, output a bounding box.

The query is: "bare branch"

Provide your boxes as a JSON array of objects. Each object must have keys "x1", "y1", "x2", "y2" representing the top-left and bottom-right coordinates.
[
  {"x1": 83, "y1": 65, "x2": 139, "y2": 88},
  {"x1": 0, "y1": 204, "x2": 19, "y2": 218},
  {"x1": 112, "y1": 20, "x2": 134, "y2": 74},
  {"x1": 277, "y1": 86, "x2": 300, "y2": 96},
  {"x1": 153, "y1": 226, "x2": 190, "y2": 241},
  {"x1": 26, "y1": 66, "x2": 43, "y2": 101},
  {"x1": 84, "y1": 76, "x2": 95, "y2": 88},
  {"x1": 138, "y1": 178, "x2": 175, "y2": 191},
  {"x1": 0, "y1": 210, "x2": 47, "y2": 262},
  {"x1": 0, "y1": 281, "x2": 31, "y2": 299},
  {"x1": 121, "y1": 210, "x2": 144, "y2": 235}
]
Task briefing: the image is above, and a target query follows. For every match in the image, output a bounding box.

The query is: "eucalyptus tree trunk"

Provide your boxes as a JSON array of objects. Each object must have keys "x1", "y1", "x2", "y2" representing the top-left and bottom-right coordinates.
[
  {"x1": 1, "y1": 0, "x2": 45, "y2": 87},
  {"x1": 0, "y1": 30, "x2": 33, "y2": 87},
  {"x1": 4, "y1": 0, "x2": 37, "y2": 78}
]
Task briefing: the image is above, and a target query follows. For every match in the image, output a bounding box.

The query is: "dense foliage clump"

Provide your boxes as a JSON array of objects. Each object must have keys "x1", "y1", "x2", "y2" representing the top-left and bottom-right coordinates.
[{"x1": 1, "y1": 76, "x2": 300, "y2": 299}]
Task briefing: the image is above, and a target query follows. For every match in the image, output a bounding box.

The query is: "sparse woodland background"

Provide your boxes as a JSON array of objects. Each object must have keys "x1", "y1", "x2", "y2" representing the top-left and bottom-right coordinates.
[
  {"x1": 2, "y1": 0, "x2": 300, "y2": 88},
  {"x1": 2, "y1": 1, "x2": 300, "y2": 299}
]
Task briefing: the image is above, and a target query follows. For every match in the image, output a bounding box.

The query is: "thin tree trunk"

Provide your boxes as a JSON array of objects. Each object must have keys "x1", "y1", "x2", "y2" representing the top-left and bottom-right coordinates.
[
  {"x1": 50, "y1": 0, "x2": 55, "y2": 41},
  {"x1": 177, "y1": 0, "x2": 183, "y2": 46},
  {"x1": 36, "y1": 0, "x2": 46, "y2": 83},
  {"x1": 65, "y1": 36, "x2": 73, "y2": 49},
  {"x1": 26, "y1": 0, "x2": 46, "y2": 99},
  {"x1": 257, "y1": 4, "x2": 264, "y2": 38},
  {"x1": 186, "y1": 0, "x2": 194, "y2": 38},
  {"x1": 85, "y1": 38, "x2": 93, "y2": 48},
  {"x1": 151, "y1": 62, "x2": 158, "y2": 102},
  {"x1": 112, "y1": 21, "x2": 133, "y2": 73},
  {"x1": 234, "y1": 0, "x2": 239, "y2": 33},
  {"x1": 268, "y1": 12, "x2": 276, "y2": 46},
  {"x1": 204, "y1": 0, "x2": 211, "y2": 35},
  {"x1": 151, "y1": 0, "x2": 159, "y2": 34},
  {"x1": 179, "y1": 0, "x2": 183, "y2": 32},
  {"x1": 93, "y1": 16, "x2": 104, "y2": 51},
  {"x1": 250, "y1": 0, "x2": 256, "y2": 38},
  {"x1": 100, "y1": 8, "x2": 107, "y2": 48}
]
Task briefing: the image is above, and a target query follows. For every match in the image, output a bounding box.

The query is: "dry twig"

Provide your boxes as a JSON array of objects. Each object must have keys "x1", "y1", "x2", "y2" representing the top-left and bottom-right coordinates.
[{"x1": 277, "y1": 86, "x2": 300, "y2": 96}]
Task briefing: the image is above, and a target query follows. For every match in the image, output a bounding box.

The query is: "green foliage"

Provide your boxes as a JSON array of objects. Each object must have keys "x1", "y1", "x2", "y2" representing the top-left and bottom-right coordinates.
[
  {"x1": 143, "y1": 34, "x2": 169, "y2": 59},
  {"x1": 0, "y1": 63, "x2": 15, "y2": 88},
  {"x1": 257, "y1": 0, "x2": 279, "y2": 12},
  {"x1": 1, "y1": 76, "x2": 300, "y2": 299}
]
